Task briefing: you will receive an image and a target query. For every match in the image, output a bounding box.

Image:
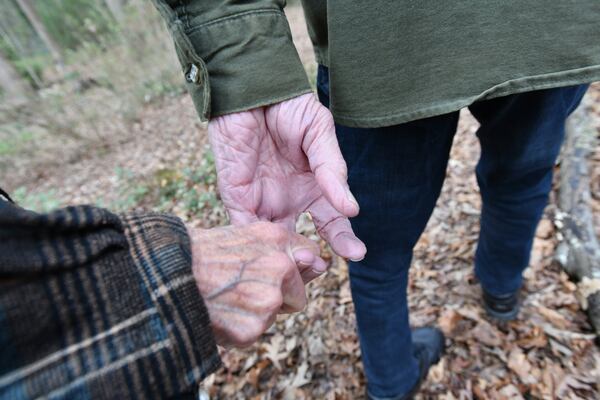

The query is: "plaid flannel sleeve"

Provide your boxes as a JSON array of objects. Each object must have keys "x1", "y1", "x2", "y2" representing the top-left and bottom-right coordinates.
[{"x1": 0, "y1": 200, "x2": 221, "y2": 399}]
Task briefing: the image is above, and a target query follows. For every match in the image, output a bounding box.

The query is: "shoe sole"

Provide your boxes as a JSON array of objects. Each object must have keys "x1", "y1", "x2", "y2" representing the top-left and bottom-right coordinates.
[{"x1": 483, "y1": 302, "x2": 520, "y2": 321}]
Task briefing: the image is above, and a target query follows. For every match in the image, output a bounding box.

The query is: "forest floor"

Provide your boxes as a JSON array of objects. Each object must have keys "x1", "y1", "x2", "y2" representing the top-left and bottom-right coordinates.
[{"x1": 3, "y1": 5, "x2": 600, "y2": 400}]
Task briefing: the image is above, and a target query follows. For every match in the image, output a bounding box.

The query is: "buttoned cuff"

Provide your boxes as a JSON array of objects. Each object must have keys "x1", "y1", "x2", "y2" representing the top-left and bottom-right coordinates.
[
  {"x1": 190, "y1": 10, "x2": 311, "y2": 119},
  {"x1": 158, "y1": 5, "x2": 312, "y2": 120}
]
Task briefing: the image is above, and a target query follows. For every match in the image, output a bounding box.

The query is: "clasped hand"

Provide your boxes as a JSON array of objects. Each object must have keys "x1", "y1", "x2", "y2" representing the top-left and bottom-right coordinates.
[
  {"x1": 189, "y1": 222, "x2": 327, "y2": 347},
  {"x1": 194, "y1": 93, "x2": 367, "y2": 348}
]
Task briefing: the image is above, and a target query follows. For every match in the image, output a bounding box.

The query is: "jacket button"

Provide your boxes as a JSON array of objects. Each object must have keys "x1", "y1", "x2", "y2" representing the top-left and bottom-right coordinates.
[{"x1": 186, "y1": 64, "x2": 200, "y2": 84}]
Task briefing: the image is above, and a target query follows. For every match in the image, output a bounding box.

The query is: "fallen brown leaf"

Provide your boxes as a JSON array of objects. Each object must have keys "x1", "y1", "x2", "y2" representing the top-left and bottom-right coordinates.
[
  {"x1": 507, "y1": 347, "x2": 536, "y2": 385},
  {"x1": 536, "y1": 304, "x2": 571, "y2": 329},
  {"x1": 471, "y1": 320, "x2": 504, "y2": 347},
  {"x1": 438, "y1": 308, "x2": 463, "y2": 336}
]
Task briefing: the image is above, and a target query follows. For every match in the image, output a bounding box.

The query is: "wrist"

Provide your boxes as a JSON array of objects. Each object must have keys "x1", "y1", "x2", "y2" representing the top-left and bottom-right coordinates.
[{"x1": 186, "y1": 225, "x2": 204, "y2": 282}]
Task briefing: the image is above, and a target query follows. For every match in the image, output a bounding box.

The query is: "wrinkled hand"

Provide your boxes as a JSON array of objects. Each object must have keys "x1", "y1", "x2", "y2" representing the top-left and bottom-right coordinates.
[
  {"x1": 188, "y1": 222, "x2": 327, "y2": 348},
  {"x1": 208, "y1": 93, "x2": 366, "y2": 261}
]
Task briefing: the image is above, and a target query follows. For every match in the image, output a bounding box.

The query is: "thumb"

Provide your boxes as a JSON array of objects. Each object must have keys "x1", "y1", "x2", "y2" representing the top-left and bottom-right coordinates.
[
  {"x1": 308, "y1": 197, "x2": 367, "y2": 261},
  {"x1": 302, "y1": 102, "x2": 359, "y2": 218}
]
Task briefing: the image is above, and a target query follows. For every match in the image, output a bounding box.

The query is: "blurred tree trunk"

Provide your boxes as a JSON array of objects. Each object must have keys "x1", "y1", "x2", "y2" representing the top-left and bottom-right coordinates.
[
  {"x1": 14, "y1": 0, "x2": 63, "y2": 64},
  {"x1": 103, "y1": 0, "x2": 125, "y2": 21},
  {"x1": 0, "y1": 21, "x2": 44, "y2": 88},
  {"x1": 0, "y1": 51, "x2": 30, "y2": 105},
  {"x1": 556, "y1": 93, "x2": 600, "y2": 335}
]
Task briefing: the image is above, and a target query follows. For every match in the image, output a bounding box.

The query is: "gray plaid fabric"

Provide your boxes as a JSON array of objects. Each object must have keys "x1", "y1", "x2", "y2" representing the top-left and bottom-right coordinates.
[{"x1": 0, "y1": 199, "x2": 221, "y2": 399}]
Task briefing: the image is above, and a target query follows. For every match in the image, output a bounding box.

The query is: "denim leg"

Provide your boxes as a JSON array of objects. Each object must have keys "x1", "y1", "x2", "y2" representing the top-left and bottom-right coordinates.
[
  {"x1": 317, "y1": 66, "x2": 459, "y2": 398},
  {"x1": 468, "y1": 85, "x2": 588, "y2": 296}
]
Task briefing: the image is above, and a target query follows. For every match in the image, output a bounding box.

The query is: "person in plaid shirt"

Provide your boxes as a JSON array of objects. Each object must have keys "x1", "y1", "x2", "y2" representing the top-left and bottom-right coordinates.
[{"x1": 0, "y1": 189, "x2": 327, "y2": 399}]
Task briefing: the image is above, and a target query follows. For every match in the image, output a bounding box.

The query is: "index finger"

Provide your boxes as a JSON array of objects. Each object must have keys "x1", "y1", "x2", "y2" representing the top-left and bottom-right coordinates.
[{"x1": 286, "y1": 232, "x2": 329, "y2": 283}]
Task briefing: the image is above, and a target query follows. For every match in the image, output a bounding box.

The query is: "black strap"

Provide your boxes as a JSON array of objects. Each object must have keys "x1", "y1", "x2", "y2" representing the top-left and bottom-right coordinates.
[{"x1": 0, "y1": 187, "x2": 14, "y2": 203}]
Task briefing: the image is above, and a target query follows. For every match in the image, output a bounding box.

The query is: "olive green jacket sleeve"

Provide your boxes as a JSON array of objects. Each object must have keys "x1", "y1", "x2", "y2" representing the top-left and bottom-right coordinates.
[{"x1": 151, "y1": 0, "x2": 312, "y2": 121}]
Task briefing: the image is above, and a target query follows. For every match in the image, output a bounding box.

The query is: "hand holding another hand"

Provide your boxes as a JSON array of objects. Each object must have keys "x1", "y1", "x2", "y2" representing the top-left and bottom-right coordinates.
[{"x1": 188, "y1": 222, "x2": 326, "y2": 348}]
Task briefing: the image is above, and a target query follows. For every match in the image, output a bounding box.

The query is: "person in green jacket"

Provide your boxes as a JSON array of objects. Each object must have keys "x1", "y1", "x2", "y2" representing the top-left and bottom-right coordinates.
[{"x1": 152, "y1": 1, "x2": 600, "y2": 398}]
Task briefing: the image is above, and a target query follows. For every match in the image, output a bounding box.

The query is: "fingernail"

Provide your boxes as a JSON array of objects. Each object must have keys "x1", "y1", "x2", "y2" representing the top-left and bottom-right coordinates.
[
  {"x1": 293, "y1": 248, "x2": 316, "y2": 266},
  {"x1": 312, "y1": 257, "x2": 328, "y2": 273},
  {"x1": 345, "y1": 235, "x2": 366, "y2": 262},
  {"x1": 350, "y1": 248, "x2": 367, "y2": 262}
]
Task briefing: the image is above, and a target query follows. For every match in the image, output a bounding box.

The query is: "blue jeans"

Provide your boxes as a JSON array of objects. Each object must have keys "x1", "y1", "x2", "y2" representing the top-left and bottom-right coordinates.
[{"x1": 316, "y1": 65, "x2": 587, "y2": 398}]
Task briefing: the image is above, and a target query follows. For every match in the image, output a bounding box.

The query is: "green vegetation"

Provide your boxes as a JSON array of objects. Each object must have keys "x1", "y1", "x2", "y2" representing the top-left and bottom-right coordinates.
[
  {"x1": 110, "y1": 167, "x2": 151, "y2": 211},
  {"x1": 12, "y1": 186, "x2": 60, "y2": 213},
  {"x1": 14, "y1": 146, "x2": 221, "y2": 216},
  {"x1": 0, "y1": 129, "x2": 35, "y2": 155},
  {"x1": 154, "y1": 166, "x2": 219, "y2": 214},
  {"x1": 110, "y1": 147, "x2": 221, "y2": 221}
]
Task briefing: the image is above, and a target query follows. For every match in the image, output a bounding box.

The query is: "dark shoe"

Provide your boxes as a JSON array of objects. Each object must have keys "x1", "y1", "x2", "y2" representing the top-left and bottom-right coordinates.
[
  {"x1": 367, "y1": 327, "x2": 445, "y2": 400},
  {"x1": 482, "y1": 288, "x2": 520, "y2": 321}
]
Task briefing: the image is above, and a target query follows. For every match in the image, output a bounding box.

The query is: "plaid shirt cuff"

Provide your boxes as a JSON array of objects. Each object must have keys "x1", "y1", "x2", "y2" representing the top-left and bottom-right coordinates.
[
  {"x1": 0, "y1": 203, "x2": 220, "y2": 399},
  {"x1": 120, "y1": 213, "x2": 222, "y2": 394}
]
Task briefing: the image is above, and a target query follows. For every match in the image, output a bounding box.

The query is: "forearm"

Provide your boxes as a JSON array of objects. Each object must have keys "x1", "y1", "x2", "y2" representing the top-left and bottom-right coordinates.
[
  {"x1": 151, "y1": 0, "x2": 311, "y2": 120},
  {"x1": 0, "y1": 201, "x2": 220, "y2": 399}
]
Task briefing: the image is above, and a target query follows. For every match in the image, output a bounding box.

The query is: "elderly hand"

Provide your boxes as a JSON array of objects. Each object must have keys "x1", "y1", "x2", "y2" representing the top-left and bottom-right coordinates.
[
  {"x1": 188, "y1": 222, "x2": 327, "y2": 348},
  {"x1": 208, "y1": 93, "x2": 367, "y2": 261}
]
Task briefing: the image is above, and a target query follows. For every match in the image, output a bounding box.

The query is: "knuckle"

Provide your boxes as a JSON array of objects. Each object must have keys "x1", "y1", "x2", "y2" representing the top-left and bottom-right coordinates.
[
  {"x1": 233, "y1": 286, "x2": 248, "y2": 304},
  {"x1": 339, "y1": 163, "x2": 348, "y2": 179},
  {"x1": 253, "y1": 222, "x2": 288, "y2": 241},
  {"x1": 271, "y1": 253, "x2": 294, "y2": 278},
  {"x1": 254, "y1": 286, "x2": 282, "y2": 313},
  {"x1": 249, "y1": 221, "x2": 270, "y2": 235},
  {"x1": 264, "y1": 288, "x2": 284, "y2": 313},
  {"x1": 269, "y1": 224, "x2": 289, "y2": 240},
  {"x1": 232, "y1": 323, "x2": 262, "y2": 348}
]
